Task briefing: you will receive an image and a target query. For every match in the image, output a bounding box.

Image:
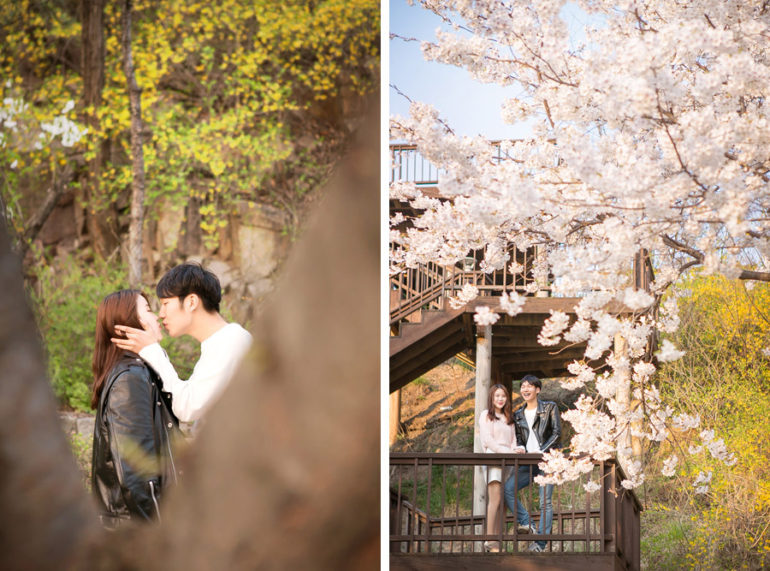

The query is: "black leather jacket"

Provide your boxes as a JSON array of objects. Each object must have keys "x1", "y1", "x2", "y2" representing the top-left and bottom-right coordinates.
[
  {"x1": 513, "y1": 399, "x2": 561, "y2": 453},
  {"x1": 91, "y1": 354, "x2": 180, "y2": 525}
]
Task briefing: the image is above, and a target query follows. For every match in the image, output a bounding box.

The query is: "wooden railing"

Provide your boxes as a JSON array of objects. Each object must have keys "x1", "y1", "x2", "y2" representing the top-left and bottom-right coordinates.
[
  {"x1": 390, "y1": 142, "x2": 518, "y2": 185},
  {"x1": 390, "y1": 453, "x2": 641, "y2": 568},
  {"x1": 389, "y1": 246, "x2": 545, "y2": 326},
  {"x1": 389, "y1": 142, "x2": 549, "y2": 326},
  {"x1": 389, "y1": 142, "x2": 656, "y2": 328},
  {"x1": 390, "y1": 144, "x2": 440, "y2": 185}
]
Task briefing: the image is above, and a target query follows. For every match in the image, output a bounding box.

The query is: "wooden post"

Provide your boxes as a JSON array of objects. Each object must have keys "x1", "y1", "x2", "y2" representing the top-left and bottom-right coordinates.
[
  {"x1": 473, "y1": 324, "x2": 492, "y2": 550},
  {"x1": 389, "y1": 389, "x2": 401, "y2": 446},
  {"x1": 613, "y1": 334, "x2": 642, "y2": 473},
  {"x1": 614, "y1": 333, "x2": 631, "y2": 477}
]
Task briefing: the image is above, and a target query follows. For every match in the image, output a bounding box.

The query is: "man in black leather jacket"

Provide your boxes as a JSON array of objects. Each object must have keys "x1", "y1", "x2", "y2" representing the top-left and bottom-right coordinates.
[
  {"x1": 91, "y1": 354, "x2": 180, "y2": 527},
  {"x1": 504, "y1": 374, "x2": 561, "y2": 552}
]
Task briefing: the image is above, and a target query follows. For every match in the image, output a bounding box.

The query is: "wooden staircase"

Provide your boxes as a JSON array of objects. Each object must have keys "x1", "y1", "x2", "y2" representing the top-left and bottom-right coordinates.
[
  {"x1": 390, "y1": 304, "x2": 470, "y2": 393},
  {"x1": 388, "y1": 252, "x2": 583, "y2": 393},
  {"x1": 388, "y1": 144, "x2": 656, "y2": 394}
]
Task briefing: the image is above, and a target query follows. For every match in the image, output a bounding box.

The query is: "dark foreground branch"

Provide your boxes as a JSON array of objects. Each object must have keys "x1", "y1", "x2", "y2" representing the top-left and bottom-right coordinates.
[{"x1": 739, "y1": 269, "x2": 770, "y2": 282}]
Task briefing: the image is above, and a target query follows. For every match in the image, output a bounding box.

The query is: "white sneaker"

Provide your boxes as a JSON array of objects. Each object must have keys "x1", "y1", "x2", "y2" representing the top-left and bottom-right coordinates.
[{"x1": 527, "y1": 542, "x2": 544, "y2": 552}]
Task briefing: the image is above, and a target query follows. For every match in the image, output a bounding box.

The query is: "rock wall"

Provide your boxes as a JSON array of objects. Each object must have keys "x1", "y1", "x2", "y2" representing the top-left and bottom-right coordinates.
[
  {"x1": 35, "y1": 194, "x2": 294, "y2": 326},
  {"x1": 60, "y1": 412, "x2": 94, "y2": 441},
  {"x1": 145, "y1": 198, "x2": 293, "y2": 325}
]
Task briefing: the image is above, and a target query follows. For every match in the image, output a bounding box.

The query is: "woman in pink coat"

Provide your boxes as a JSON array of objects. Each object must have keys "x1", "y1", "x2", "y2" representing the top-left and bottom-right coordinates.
[{"x1": 479, "y1": 383, "x2": 525, "y2": 552}]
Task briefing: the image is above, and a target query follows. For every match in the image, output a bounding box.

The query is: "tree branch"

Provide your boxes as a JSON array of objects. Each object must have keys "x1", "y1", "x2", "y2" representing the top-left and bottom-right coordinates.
[
  {"x1": 21, "y1": 166, "x2": 73, "y2": 253},
  {"x1": 662, "y1": 234, "x2": 704, "y2": 262},
  {"x1": 738, "y1": 269, "x2": 770, "y2": 282}
]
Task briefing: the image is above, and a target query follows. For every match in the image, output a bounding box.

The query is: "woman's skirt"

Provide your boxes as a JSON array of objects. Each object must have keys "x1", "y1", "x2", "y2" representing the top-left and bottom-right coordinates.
[{"x1": 483, "y1": 465, "x2": 510, "y2": 484}]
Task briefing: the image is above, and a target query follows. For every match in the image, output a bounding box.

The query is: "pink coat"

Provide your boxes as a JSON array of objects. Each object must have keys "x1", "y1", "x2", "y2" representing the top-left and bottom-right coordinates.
[{"x1": 479, "y1": 409, "x2": 518, "y2": 453}]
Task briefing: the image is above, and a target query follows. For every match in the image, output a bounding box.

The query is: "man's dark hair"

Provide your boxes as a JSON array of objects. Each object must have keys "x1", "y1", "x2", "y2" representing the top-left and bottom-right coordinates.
[
  {"x1": 520, "y1": 374, "x2": 542, "y2": 390},
  {"x1": 156, "y1": 263, "x2": 221, "y2": 313}
]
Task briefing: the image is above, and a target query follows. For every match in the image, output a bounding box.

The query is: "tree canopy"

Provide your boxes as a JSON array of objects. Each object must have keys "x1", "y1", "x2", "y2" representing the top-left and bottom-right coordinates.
[
  {"x1": 391, "y1": 1, "x2": 769, "y2": 491},
  {"x1": 1, "y1": 0, "x2": 379, "y2": 252}
]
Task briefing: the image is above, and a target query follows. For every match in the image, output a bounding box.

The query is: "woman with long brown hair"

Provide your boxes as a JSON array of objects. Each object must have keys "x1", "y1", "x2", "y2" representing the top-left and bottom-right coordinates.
[
  {"x1": 91, "y1": 290, "x2": 180, "y2": 527},
  {"x1": 479, "y1": 383, "x2": 525, "y2": 552}
]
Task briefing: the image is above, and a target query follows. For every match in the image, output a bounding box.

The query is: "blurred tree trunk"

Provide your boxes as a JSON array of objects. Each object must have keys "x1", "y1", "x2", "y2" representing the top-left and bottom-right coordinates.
[
  {"x1": 80, "y1": 0, "x2": 118, "y2": 259},
  {"x1": 122, "y1": 0, "x2": 146, "y2": 288},
  {"x1": 0, "y1": 99, "x2": 379, "y2": 569},
  {"x1": 0, "y1": 199, "x2": 104, "y2": 570}
]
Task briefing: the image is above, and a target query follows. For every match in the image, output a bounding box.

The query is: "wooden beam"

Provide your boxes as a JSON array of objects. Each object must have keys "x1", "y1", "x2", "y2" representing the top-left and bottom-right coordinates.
[
  {"x1": 390, "y1": 344, "x2": 466, "y2": 393},
  {"x1": 390, "y1": 307, "x2": 465, "y2": 357},
  {"x1": 495, "y1": 348, "x2": 585, "y2": 366},
  {"x1": 390, "y1": 553, "x2": 625, "y2": 570},
  {"x1": 463, "y1": 296, "x2": 582, "y2": 315},
  {"x1": 391, "y1": 319, "x2": 465, "y2": 369},
  {"x1": 390, "y1": 331, "x2": 466, "y2": 380},
  {"x1": 485, "y1": 329, "x2": 555, "y2": 349}
]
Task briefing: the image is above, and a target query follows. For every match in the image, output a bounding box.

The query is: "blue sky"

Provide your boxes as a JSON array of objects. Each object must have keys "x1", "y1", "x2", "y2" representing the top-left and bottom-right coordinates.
[
  {"x1": 389, "y1": 0, "x2": 524, "y2": 139},
  {"x1": 388, "y1": 1, "x2": 596, "y2": 140}
]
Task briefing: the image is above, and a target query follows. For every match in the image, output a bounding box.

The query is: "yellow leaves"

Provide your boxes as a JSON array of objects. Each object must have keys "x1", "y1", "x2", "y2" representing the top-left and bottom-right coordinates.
[
  {"x1": 199, "y1": 203, "x2": 216, "y2": 217},
  {"x1": 655, "y1": 274, "x2": 770, "y2": 567},
  {"x1": 2, "y1": 0, "x2": 377, "y2": 252},
  {"x1": 209, "y1": 159, "x2": 225, "y2": 177}
]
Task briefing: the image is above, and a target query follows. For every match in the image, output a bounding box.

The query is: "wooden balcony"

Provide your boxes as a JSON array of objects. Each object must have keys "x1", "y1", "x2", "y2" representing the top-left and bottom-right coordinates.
[
  {"x1": 389, "y1": 151, "x2": 655, "y2": 392},
  {"x1": 390, "y1": 453, "x2": 641, "y2": 570},
  {"x1": 388, "y1": 243, "x2": 589, "y2": 392}
]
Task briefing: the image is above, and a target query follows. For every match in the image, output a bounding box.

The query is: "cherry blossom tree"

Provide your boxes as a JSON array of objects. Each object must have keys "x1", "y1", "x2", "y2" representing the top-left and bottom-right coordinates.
[{"x1": 390, "y1": 0, "x2": 769, "y2": 491}]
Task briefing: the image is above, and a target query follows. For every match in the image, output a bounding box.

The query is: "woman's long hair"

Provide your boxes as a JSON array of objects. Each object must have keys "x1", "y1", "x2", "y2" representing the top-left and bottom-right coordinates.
[
  {"x1": 486, "y1": 383, "x2": 513, "y2": 423},
  {"x1": 91, "y1": 289, "x2": 145, "y2": 409}
]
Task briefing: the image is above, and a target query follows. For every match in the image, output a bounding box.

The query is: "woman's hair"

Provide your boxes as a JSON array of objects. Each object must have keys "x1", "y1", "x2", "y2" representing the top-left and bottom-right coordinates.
[
  {"x1": 91, "y1": 289, "x2": 145, "y2": 409},
  {"x1": 486, "y1": 383, "x2": 513, "y2": 423}
]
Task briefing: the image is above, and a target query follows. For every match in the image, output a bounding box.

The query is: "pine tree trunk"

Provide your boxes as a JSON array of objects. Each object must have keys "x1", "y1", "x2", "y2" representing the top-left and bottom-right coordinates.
[{"x1": 122, "y1": 0, "x2": 145, "y2": 288}]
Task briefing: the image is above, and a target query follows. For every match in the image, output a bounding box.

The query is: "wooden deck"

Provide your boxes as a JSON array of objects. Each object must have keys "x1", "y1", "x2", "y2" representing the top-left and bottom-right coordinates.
[
  {"x1": 390, "y1": 454, "x2": 641, "y2": 571},
  {"x1": 391, "y1": 553, "x2": 628, "y2": 570}
]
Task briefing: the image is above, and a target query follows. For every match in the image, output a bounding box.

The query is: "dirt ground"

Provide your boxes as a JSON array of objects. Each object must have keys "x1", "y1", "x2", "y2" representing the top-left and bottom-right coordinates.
[{"x1": 390, "y1": 360, "x2": 477, "y2": 453}]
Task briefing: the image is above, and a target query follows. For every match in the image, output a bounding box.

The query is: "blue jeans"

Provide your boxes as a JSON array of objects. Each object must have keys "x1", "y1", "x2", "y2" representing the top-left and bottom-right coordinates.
[{"x1": 504, "y1": 465, "x2": 554, "y2": 549}]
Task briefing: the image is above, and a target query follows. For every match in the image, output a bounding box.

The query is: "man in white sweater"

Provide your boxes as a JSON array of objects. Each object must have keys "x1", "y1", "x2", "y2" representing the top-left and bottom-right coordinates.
[{"x1": 112, "y1": 263, "x2": 252, "y2": 424}]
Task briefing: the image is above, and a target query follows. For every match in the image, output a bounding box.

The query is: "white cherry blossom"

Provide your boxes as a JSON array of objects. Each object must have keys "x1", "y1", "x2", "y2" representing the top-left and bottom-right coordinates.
[
  {"x1": 656, "y1": 339, "x2": 686, "y2": 363},
  {"x1": 473, "y1": 306, "x2": 500, "y2": 326},
  {"x1": 499, "y1": 291, "x2": 525, "y2": 316},
  {"x1": 390, "y1": 0, "x2": 758, "y2": 491},
  {"x1": 661, "y1": 455, "x2": 678, "y2": 477}
]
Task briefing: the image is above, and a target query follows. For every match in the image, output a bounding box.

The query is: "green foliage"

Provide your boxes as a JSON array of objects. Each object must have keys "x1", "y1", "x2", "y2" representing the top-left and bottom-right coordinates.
[
  {"x1": 68, "y1": 430, "x2": 93, "y2": 492},
  {"x1": 160, "y1": 332, "x2": 199, "y2": 382},
  {"x1": 640, "y1": 508, "x2": 691, "y2": 570},
  {"x1": 450, "y1": 357, "x2": 475, "y2": 372},
  {"x1": 648, "y1": 275, "x2": 770, "y2": 569},
  {"x1": 30, "y1": 254, "x2": 128, "y2": 411},
  {"x1": 396, "y1": 464, "x2": 475, "y2": 518}
]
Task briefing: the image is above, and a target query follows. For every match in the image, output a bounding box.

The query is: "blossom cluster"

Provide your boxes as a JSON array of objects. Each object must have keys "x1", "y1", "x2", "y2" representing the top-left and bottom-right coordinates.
[
  {"x1": 390, "y1": 0, "x2": 760, "y2": 492},
  {"x1": 1, "y1": 93, "x2": 87, "y2": 151}
]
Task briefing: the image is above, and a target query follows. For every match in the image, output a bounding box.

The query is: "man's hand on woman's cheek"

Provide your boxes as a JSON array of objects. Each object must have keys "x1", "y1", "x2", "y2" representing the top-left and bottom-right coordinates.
[{"x1": 111, "y1": 325, "x2": 161, "y2": 353}]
